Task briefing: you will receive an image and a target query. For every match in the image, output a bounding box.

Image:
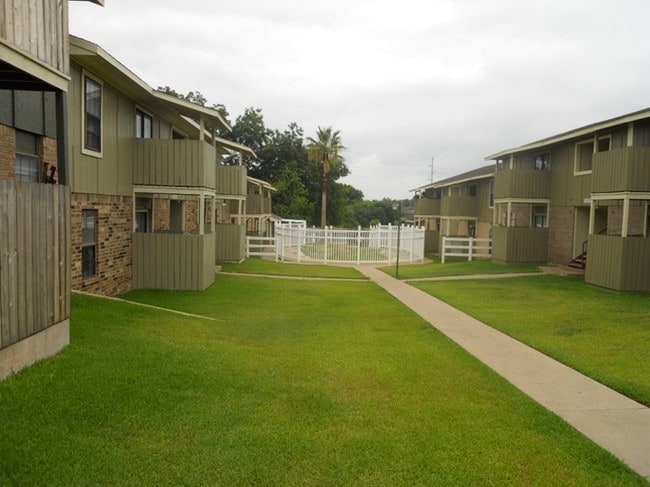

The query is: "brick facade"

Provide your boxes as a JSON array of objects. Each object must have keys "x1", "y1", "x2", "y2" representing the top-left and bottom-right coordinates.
[
  {"x1": 548, "y1": 206, "x2": 574, "y2": 264},
  {"x1": 0, "y1": 124, "x2": 58, "y2": 183},
  {"x1": 71, "y1": 193, "x2": 133, "y2": 296},
  {"x1": 0, "y1": 124, "x2": 16, "y2": 180},
  {"x1": 607, "y1": 206, "x2": 647, "y2": 236}
]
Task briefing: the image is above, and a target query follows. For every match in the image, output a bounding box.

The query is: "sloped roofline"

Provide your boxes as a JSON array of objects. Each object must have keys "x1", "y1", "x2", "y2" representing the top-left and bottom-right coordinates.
[
  {"x1": 410, "y1": 164, "x2": 495, "y2": 193},
  {"x1": 485, "y1": 107, "x2": 650, "y2": 160},
  {"x1": 69, "y1": 35, "x2": 231, "y2": 132}
]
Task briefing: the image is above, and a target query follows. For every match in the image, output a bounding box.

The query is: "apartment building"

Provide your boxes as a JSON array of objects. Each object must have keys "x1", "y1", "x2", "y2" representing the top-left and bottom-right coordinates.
[
  {"x1": 0, "y1": 0, "x2": 103, "y2": 379},
  {"x1": 412, "y1": 165, "x2": 494, "y2": 253}
]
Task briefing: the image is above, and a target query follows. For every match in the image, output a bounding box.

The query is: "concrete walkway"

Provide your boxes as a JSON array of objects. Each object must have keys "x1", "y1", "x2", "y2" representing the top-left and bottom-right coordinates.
[{"x1": 357, "y1": 266, "x2": 650, "y2": 480}]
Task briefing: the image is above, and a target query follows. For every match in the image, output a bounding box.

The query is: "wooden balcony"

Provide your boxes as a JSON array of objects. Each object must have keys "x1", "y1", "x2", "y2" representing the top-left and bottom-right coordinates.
[
  {"x1": 132, "y1": 231, "x2": 215, "y2": 291},
  {"x1": 492, "y1": 226, "x2": 548, "y2": 263},
  {"x1": 494, "y1": 169, "x2": 550, "y2": 199},
  {"x1": 585, "y1": 234, "x2": 650, "y2": 291},
  {"x1": 216, "y1": 165, "x2": 247, "y2": 197},
  {"x1": 132, "y1": 139, "x2": 216, "y2": 189},
  {"x1": 247, "y1": 194, "x2": 272, "y2": 214},
  {"x1": 441, "y1": 195, "x2": 477, "y2": 217},
  {"x1": 414, "y1": 198, "x2": 441, "y2": 215},
  {"x1": 592, "y1": 146, "x2": 650, "y2": 193}
]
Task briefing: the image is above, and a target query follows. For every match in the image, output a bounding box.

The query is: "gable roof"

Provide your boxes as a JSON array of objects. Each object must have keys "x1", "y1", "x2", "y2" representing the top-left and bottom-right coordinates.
[
  {"x1": 410, "y1": 164, "x2": 494, "y2": 193},
  {"x1": 485, "y1": 107, "x2": 650, "y2": 160}
]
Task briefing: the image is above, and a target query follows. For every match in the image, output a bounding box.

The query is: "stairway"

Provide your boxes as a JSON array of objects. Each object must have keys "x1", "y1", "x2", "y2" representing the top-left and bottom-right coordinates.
[{"x1": 568, "y1": 251, "x2": 586, "y2": 270}]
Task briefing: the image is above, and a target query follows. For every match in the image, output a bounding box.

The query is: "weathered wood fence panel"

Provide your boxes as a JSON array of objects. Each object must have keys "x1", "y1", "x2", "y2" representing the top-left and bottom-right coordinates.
[
  {"x1": 215, "y1": 224, "x2": 246, "y2": 262},
  {"x1": 0, "y1": 181, "x2": 70, "y2": 350}
]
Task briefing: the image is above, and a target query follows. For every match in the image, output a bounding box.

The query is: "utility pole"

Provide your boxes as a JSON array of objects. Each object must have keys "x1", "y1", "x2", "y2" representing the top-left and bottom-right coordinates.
[{"x1": 429, "y1": 157, "x2": 435, "y2": 183}]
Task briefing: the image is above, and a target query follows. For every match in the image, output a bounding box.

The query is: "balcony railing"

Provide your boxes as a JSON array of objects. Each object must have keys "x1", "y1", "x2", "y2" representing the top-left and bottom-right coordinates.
[
  {"x1": 440, "y1": 195, "x2": 478, "y2": 217},
  {"x1": 592, "y1": 146, "x2": 650, "y2": 193},
  {"x1": 132, "y1": 139, "x2": 216, "y2": 189},
  {"x1": 414, "y1": 198, "x2": 441, "y2": 215},
  {"x1": 247, "y1": 194, "x2": 272, "y2": 214},
  {"x1": 494, "y1": 168, "x2": 550, "y2": 199},
  {"x1": 216, "y1": 165, "x2": 247, "y2": 197}
]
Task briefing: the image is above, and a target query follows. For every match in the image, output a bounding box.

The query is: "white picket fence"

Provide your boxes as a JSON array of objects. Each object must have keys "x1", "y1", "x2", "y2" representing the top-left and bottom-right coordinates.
[
  {"x1": 274, "y1": 223, "x2": 425, "y2": 265},
  {"x1": 441, "y1": 236, "x2": 491, "y2": 263},
  {"x1": 245, "y1": 236, "x2": 276, "y2": 258}
]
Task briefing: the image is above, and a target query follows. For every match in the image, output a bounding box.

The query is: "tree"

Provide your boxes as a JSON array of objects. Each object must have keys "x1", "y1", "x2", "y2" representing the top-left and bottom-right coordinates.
[{"x1": 306, "y1": 127, "x2": 347, "y2": 227}]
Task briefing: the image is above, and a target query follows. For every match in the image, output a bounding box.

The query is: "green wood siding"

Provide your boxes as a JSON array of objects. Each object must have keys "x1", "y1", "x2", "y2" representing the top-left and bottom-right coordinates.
[
  {"x1": 492, "y1": 226, "x2": 548, "y2": 263},
  {"x1": 132, "y1": 232, "x2": 215, "y2": 291},
  {"x1": 215, "y1": 223, "x2": 245, "y2": 262},
  {"x1": 495, "y1": 169, "x2": 550, "y2": 199},
  {"x1": 246, "y1": 194, "x2": 272, "y2": 214},
  {"x1": 586, "y1": 235, "x2": 650, "y2": 291},
  {"x1": 132, "y1": 139, "x2": 216, "y2": 189},
  {"x1": 592, "y1": 146, "x2": 650, "y2": 193},
  {"x1": 0, "y1": 181, "x2": 70, "y2": 349},
  {"x1": 424, "y1": 230, "x2": 440, "y2": 253},
  {"x1": 216, "y1": 166, "x2": 247, "y2": 196},
  {"x1": 441, "y1": 195, "x2": 477, "y2": 217},
  {"x1": 414, "y1": 198, "x2": 440, "y2": 216}
]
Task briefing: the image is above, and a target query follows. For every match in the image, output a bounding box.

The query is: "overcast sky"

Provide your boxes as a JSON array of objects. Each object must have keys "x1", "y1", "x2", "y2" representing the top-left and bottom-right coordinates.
[{"x1": 69, "y1": 0, "x2": 650, "y2": 200}]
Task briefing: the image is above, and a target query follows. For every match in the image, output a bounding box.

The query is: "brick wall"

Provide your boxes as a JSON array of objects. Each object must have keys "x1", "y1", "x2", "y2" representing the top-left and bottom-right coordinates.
[
  {"x1": 608, "y1": 205, "x2": 647, "y2": 236},
  {"x1": 548, "y1": 206, "x2": 574, "y2": 264},
  {"x1": 154, "y1": 199, "x2": 170, "y2": 232},
  {"x1": 71, "y1": 193, "x2": 133, "y2": 296},
  {"x1": 0, "y1": 124, "x2": 16, "y2": 180},
  {"x1": 41, "y1": 136, "x2": 58, "y2": 182}
]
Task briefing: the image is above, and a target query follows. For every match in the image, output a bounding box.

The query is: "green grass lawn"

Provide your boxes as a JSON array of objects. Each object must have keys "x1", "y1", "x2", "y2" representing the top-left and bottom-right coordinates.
[
  {"x1": 379, "y1": 257, "x2": 539, "y2": 279},
  {"x1": 412, "y1": 275, "x2": 650, "y2": 406},
  {"x1": 219, "y1": 257, "x2": 366, "y2": 279},
  {"x1": 0, "y1": 276, "x2": 645, "y2": 485}
]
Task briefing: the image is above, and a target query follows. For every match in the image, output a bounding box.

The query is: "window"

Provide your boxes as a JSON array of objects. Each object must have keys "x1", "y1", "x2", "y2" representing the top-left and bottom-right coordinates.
[
  {"x1": 496, "y1": 159, "x2": 507, "y2": 170},
  {"x1": 135, "y1": 109, "x2": 153, "y2": 139},
  {"x1": 535, "y1": 153, "x2": 550, "y2": 171},
  {"x1": 81, "y1": 210, "x2": 97, "y2": 278},
  {"x1": 489, "y1": 179, "x2": 495, "y2": 208},
  {"x1": 575, "y1": 140, "x2": 594, "y2": 174},
  {"x1": 15, "y1": 131, "x2": 40, "y2": 182},
  {"x1": 597, "y1": 135, "x2": 611, "y2": 152},
  {"x1": 468, "y1": 184, "x2": 478, "y2": 197},
  {"x1": 84, "y1": 75, "x2": 102, "y2": 153},
  {"x1": 532, "y1": 206, "x2": 548, "y2": 228},
  {"x1": 135, "y1": 210, "x2": 150, "y2": 233}
]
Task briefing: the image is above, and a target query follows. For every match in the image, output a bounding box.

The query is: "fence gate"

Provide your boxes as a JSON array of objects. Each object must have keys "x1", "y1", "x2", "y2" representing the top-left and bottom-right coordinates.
[
  {"x1": 441, "y1": 237, "x2": 491, "y2": 263},
  {"x1": 245, "y1": 236, "x2": 276, "y2": 258}
]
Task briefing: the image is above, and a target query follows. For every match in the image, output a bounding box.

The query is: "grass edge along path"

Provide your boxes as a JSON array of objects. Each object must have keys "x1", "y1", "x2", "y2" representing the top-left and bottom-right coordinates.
[
  {"x1": 218, "y1": 258, "x2": 367, "y2": 280},
  {"x1": 1, "y1": 278, "x2": 645, "y2": 485},
  {"x1": 410, "y1": 274, "x2": 650, "y2": 408}
]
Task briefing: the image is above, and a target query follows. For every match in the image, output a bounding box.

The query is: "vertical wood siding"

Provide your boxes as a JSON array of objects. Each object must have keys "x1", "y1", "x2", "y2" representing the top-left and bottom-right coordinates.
[
  {"x1": 215, "y1": 224, "x2": 246, "y2": 262},
  {"x1": 492, "y1": 226, "x2": 549, "y2": 263},
  {"x1": 1, "y1": 0, "x2": 69, "y2": 75},
  {"x1": 592, "y1": 147, "x2": 650, "y2": 193},
  {"x1": 132, "y1": 139, "x2": 217, "y2": 188},
  {"x1": 586, "y1": 235, "x2": 650, "y2": 291},
  {"x1": 132, "y1": 232, "x2": 215, "y2": 291},
  {"x1": 215, "y1": 166, "x2": 247, "y2": 196},
  {"x1": 0, "y1": 181, "x2": 70, "y2": 350},
  {"x1": 495, "y1": 169, "x2": 551, "y2": 199}
]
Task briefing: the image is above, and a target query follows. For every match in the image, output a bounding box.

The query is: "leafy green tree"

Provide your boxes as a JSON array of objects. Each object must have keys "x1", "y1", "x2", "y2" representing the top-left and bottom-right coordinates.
[
  {"x1": 306, "y1": 127, "x2": 347, "y2": 227},
  {"x1": 272, "y1": 162, "x2": 315, "y2": 221}
]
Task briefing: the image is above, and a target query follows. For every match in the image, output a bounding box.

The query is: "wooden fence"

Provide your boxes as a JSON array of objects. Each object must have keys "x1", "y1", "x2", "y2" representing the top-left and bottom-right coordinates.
[
  {"x1": 441, "y1": 236, "x2": 491, "y2": 263},
  {"x1": 0, "y1": 181, "x2": 70, "y2": 350}
]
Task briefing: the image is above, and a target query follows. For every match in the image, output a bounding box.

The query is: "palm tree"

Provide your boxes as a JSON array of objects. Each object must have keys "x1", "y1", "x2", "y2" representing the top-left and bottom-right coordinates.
[{"x1": 306, "y1": 126, "x2": 346, "y2": 228}]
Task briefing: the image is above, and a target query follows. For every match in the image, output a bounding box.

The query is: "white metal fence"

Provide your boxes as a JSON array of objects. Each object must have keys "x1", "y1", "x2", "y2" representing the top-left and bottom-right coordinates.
[
  {"x1": 441, "y1": 236, "x2": 491, "y2": 263},
  {"x1": 274, "y1": 223, "x2": 425, "y2": 265}
]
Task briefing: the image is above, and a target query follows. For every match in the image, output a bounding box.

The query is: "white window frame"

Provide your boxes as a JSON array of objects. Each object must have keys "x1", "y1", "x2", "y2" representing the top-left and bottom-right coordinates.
[
  {"x1": 574, "y1": 139, "x2": 594, "y2": 176},
  {"x1": 81, "y1": 71, "x2": 103, "y2": 158}
]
